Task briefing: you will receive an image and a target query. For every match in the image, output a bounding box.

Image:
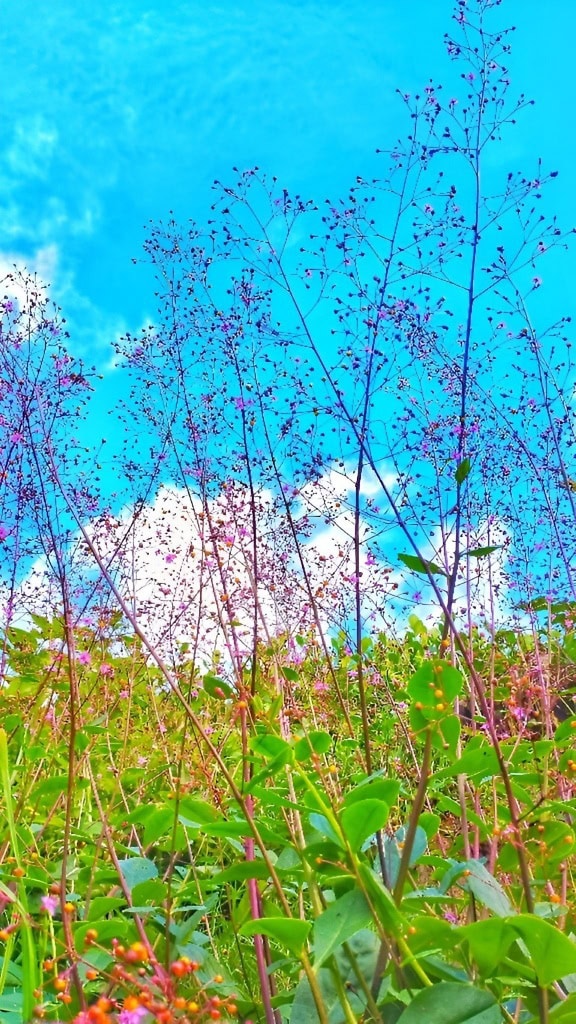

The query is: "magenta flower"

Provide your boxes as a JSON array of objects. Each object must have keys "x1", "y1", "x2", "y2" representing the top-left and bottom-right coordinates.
[
  {"x1": 40, "y1": 894, "x2": 59, "y2": 916},
  {"x1": 0, "y1": 525, "x2": 9, "y2": 541},
  {"x1": 99, "y1": 663, "x2": 114, "y2": 677},
  {"x1": 77, "y1": 650, "x2": 91, "y2": 666},
  {"x1": 118, "y1": 1007, "x2": 148, "y2": 1024}
]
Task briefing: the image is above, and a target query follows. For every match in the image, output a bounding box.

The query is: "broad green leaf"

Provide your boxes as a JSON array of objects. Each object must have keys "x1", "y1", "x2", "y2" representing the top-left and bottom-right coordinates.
[
  {"x1": 342, "y1": 777, "x2": 400, "y2": 809},
  {"x1": 463, "y1": 545, "x2": 501, "y2": 558},
  {"x1": 397, "y1": 983, "x2": 500, "y2": 1024},
  {"x1": 459, "y1": 859, "x2": 514, "y2": 917},
  {"x1": 281, "y1": 666, "x2": 300, "y2": 682},
  {"x1": 459, "y1": 919, "x2": 516, "y2": 976},
  {"x1": 86, "y1": 896, "x2": 127, "y2": 921},
  {"x1": 309, "y1": 812, "x2": 341, "y2": 845},
  {"x1": 202, "y1": 673, "x2": 234, "y2": 699},
  {"x1": 398, "y1": 552, "x2": 447, "y2": 576},
  {"x1": 548, "y1": 992, "x2": 576, "y2": 1020},
  {"x1": 294, "y1": 731, "x2": 332, "y2": 761},
  {"x1": 403, "y1": 915, "x2": 456, "y2": 955},
  {"x1": 240, "y1": 916, "x2": 311, "y2": 956},
  {"x1": 383, "y1": 825, "x2": 428, "y2": 888},
  {"x1": 131, "y1": 879, "x2": 168, "y2": 908},
  {"x1": 455, "y1": 457, "x2": 472, "y2": 485},
  {"x1": 177, "y1": 796, "x2": 221, "y2": 825},
  {"x1": 289, "y1": 967, "x2": 349, "y2": 1023},
  {"x1": 118, "y1": 856, "x2": 158, "y2": 893},
  {"x1": 356, "y1": 862, "x2": 404, "y2": 933},
  {"x1": 250, "y1": 733, "x2": 292, "y2": 760},
  {"x1": 408, "y1": 660, "x2": 463, "y2": 703},
  {"x1": 313, "y1": 890, "x2": 373, "y2": 968},
  {"x1": 511, "y1": 915, "x2": 576, "y2": 986},
  {"x1": 434, "y1": 743, "x2": 500, "y2": 781},
  {"x1": 212, "y1": 861, "x2": 272, "y2": 883},
  {"x1": 340, "y1": 799, "x2": 390, "y2": 851}
]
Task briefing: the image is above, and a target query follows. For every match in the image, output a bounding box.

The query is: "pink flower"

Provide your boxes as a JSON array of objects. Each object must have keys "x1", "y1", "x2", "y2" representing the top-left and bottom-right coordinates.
[
  {"x1": 118, "y1": 1006, "x2": 148, "y2": 1024},
  {"x1": 77, "y1": 650, "x2": 91, "y2": 666},
  {"x1": 99, "y1": 663, "x2": 114, "y2": 677},
  {"x1": 40, "y1": 894, "x2": 59, "y2": 916},
  {"x1": 0, "y1": 525, "x2": 9, "y2": 541}
]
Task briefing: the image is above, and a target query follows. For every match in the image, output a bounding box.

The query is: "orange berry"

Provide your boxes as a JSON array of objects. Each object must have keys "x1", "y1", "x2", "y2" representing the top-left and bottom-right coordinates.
[
  {"x1": 12, "y1": 866, "x2": 25, "y2": 878},
  {"x1": 123, "y1": 997, "x2": 140, "y2": 1012},
  {"x1": 128, "y1": 941, "x2": 149, "y2": 961},
  {"x1": 53, "y1": 978, "x2": 67, "y2": 992},
  {"x1": 84, "y1": 928, "x2": 99, "y2": 945},
  {"x1": 170, "y1": 959, "x2": 189, "y2": 978},
  {"x1": 86, "y1": 969, "x2": 98, "y2": 981}
]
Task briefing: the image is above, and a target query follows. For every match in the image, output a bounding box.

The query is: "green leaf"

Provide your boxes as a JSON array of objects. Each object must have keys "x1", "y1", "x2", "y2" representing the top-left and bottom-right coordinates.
[
  {"x1": 203, "y1": 673, "x2": 234, "y2": 699},
  {"x1": 250, "y1": 733, "x2": 292, "y2": 760},
  {"x1": 511, "y1": 915, "x2": 576, "y2": 986},
  {"x1": 384, "y1": 826, "x2": 428, "y2": 888},
  {"x1": 86, "y1": 896, "x2": 127, "y2": 921},
  {"x1": 313, "y1": 889, "x2": 373, "y2": 968},
  {"x1": 131, "y1": 879, "x2": 168, "y2": 908},
  {"x1": 356, "y1": 862, "x2": 404, "y2": 934},
  {"x1": 397, "y1": 983, "x2": 501, "y2": 1024},
  {"x1": 289, "y1": 967, "x2": 347, "y2": 1023},
  {"x1": 463, "y1": 545, "x2": 501, "y2": 558},
  {"x1": 177, "y1": 796, "x2": 221, "y2": 825},
  {"x1": 281, "y1": 666, "x2": 300, "y2": 682},
  {"x1": 548, "y1": 992, "x2": 576, "y2": 1020},
  {"x1": 455, "y1": 457, "x2": 472, "y2": 485},
  {"x1": 240, "y1": 916, "x2": 311, "y2": 956},
  {"x1": 340, "y1": 799, "x2": 390, "y2": 852},
  {"x1": 212, "y1": 861, "x2": 272, "y2": 883},
  {"x1": 407, "y1": 660, "x2": 463, "y2": 704},
  {"x1": 434, "y1": 742, "x2": 500, "y2": 781},
  {"x1": 459, "y1": 859, "x2": 514, "y2": 917},
  {"x1": 459, "y1": 919, "x2": 516, "y2": 976},
  {"x1": 342, "y1": 777, "x2": 400, "y2": 809},
  {"x1": 398, "y1": 552, "x2": 447, "y2": 576},
  {"x1": 294, "y1": 731, "x2": 332, "y2": 761},
  {"x1": 309, "y1": 812, "x2": 341, "y2": 846},
  {"x1": 118, "y1": 857, "x2": 158, "y2": 893}
]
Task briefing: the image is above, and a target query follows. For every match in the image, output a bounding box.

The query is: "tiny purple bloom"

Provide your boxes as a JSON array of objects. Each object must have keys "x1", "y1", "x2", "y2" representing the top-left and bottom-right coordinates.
[{"x1": 40, "y1": 894, "x2": 59, "y2": 916}]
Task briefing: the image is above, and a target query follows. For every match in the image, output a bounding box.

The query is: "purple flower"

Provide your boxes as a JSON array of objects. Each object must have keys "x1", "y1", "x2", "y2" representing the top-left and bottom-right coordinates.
[
  {"x1": 118, "y1": 1005, "x2": 148, "y2": 1024},
  {"x1": 40, "y1": 894, "x2": 59, "y2": 916},
  {"x1": 77, "y1": 650, "x2": 91, "y2": 666},
  {"x1": 0, "y1": 525, "x2": 9, "y2": 542}
]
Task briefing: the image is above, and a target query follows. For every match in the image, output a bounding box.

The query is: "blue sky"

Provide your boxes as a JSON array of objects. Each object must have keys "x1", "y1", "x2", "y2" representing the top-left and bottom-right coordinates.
[
  {"x1": 1, "y1": 0, "x2": 575, "y2": 636},
  {"x1": 1, "y1": 0, "x2": 573, "y2": 366}
]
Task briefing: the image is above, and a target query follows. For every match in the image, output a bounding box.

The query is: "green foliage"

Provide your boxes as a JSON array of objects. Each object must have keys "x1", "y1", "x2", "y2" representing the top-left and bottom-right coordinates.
[{"x1": 1, "y1": 617, "x2": 576, "y2": 1023}]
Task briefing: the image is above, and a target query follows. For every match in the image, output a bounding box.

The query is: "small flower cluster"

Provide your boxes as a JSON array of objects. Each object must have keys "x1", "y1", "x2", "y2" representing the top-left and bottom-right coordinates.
[{"x1": 33, "y1": 934, "x2": 239, "y2": 1023}]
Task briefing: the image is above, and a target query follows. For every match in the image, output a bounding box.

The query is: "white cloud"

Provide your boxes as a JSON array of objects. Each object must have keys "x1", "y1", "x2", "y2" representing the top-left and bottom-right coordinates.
[
  {"x1": 6, "y1": 117, "x2": 58, "y2": 181},
  {"x1": 12, "y1": 468, "x2": 404, "y2": 665}
]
